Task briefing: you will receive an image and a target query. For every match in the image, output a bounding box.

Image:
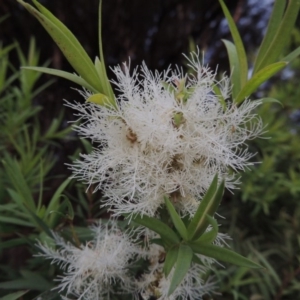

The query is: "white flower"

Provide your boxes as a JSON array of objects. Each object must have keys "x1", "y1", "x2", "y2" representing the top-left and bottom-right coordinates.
[
  {"x1": 37, "y1": 221, "x2": 139, "y2": 299},
  {"x1": 67, "y1": 53, "x2": 263, "y2": 217}
]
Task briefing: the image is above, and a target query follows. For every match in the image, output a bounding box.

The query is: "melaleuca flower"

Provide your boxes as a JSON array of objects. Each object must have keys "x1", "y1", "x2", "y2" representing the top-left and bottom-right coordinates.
[
  {"x1": 67, "y1": 53, "x2": 263, "y2": 217},
  {"x1": 37, "y1": 221, "x2": 139, "y2": 299}
]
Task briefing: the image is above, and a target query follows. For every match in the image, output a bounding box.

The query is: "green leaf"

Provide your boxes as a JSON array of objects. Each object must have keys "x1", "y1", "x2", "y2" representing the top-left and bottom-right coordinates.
[
  {"x1": 0, "y1": 216, "x2": 33, "y2": 227},
  {"x1": 3, "y1": 155, "x2": 36, "y2": 211},
  {"x1": 21, "y1": 67, "x2": 97, "y2": 92},
  {"x1": 31, "y1": 290, "x2": 60, "y2": 300},
  {"x1": 168, "y1": 244, "x2": 193, "y2": 296},
  {"x1": 87, "y1": 93, "x2": 115, "y2": 108},
  {"x1": 187, "y1": 175, "x2": 224, "y2": 240},
  {"x1": 254, "y1": 97, "x2": 283, "y2": 107},
  {"x1": 254, "y1": 0, "x2": 300, "y2": 73},
  {"x1": 59, "y1": 198, "x2": 75, "y2": 220},
  {"x1": 173, "y1": 112, "x2": 184, "y2": 127},
  {"x1": 45, "y1": 178, "x2": 71, "y2": 219},
  {"x1": 47, "y1": 195, "x2": 74, "y2": 227},
  {"x1": 253, "y1": 0, "x2": 286, "y2": 73},
  {"x1": 281, "y1": 45, "x2": 300, "y2": 63},
  {"x1": 26, "y1": 209, "x2": 54, "y2": 238},
  {"x1": 130, "y1": 214, "x2": 180, "y2": 244},
  {"x1": 161, "y1": 81, "x2": 176, "y2": 94},
  {"x1": 150, "y1": 238, "x2": 165, "y2": 248},
  {"x1": 222, "y1": 40, "x2": 241, "y2": 99},
  {"x1": 164, "y1": 196, "x2": 188, "y2": 240},
  {"x1": 0, "y1": 43, "x2": 17, "y2": 58},
  {"x1": 0, "y1": 238, "x2": 27, "y2": 250},
  {"x1": 189, "y1": 243, "x2": 262, "y2": 269},
  {"x1": 97, "y1": 0, "x2": 115, "y2": 102},
  {"x1": 94, "y1": 57, "x2": 108, "y2": 97},
  {"x1": 163, "y1": 246, "x2": 179, "y2": 277},
  {"x1": 235, "y1": 62, "x2": 287, "y2": 104},
  {"x1": 192, "y1": 253, "x2": 204, "y2": 265},
  {"x1": 219, "y1": 0, "x2": 248, "y2": 88},
  {"x1": 0, "y1": 273, "x2": 52, "y2": 291},
  {"x1": 0, "y1": 14, "x2": 9, "y2": 24},
  {"x1": 195, "y1": 215, "x2": 218, "y2": 243},
  {"x1": 17, "y1": 0, "x2": 101, "y2": 92},
  {"x1": 0, "y1": 291, "x2": 28, "y2": 300}
]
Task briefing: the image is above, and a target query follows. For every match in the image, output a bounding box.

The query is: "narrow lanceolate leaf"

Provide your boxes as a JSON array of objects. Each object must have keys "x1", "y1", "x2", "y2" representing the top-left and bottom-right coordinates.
[
  {"x1": 130, "y1": 214, "x2": 180, "y2": 244},
  {"x1": 254, "y1": 0, "x2": 300, "y2": 73},
  {"x1": 195, "y1": 215, "x2": 218, "y2": 244},
  {"x1": 253, "y1": 0, "x2": 286, "y2": 73},
  {"x1": 164, "y1": 197, "x2": 188, "y2": 240},
  {"x1": 168, "y1": 245, "x2": 193, "y2": 296},
  {"x1": 17, "y1": 0, "x2": 101, "y2": 92},
  {"x1": 219, "y1": 0, "x2": 248, "y2": 88},
  {"x1": 235, "y1": 62, "x2": 287, "y2": 104},
  {"x1": 254, "y1": 97, "x2": 283, "y2": 107},
  {"x1": 189, "y1": 243, "x2": 262, "y2": 269},
  {"x1": 281, "y1": 45, "x2": 300, "y2": 64},
  {"x1": 192, "y1": 254, "x2": 204, "y2": 266},
  {"x1": 222, "y1": 40, "x2": 241, "y2": 99},
  {"x1": 59, "y1": 198, "x2": 75, "y2": 220},
  {"x1": 3, "y1": 156, "x2": 35, "y2": 211},
  {"x1": 163, "y1": 246, "x2": 179, "y2": 277},
  {"x1": 21, "y1": 67, "x2": 97, "y2": 92},
  {"x1": 87, "y1": 93, "x2": 116, "y2": 109},
  {"x1": 187, "y1": 175, "x2": 224, "y2": 241},
  {"x1": 98, "y1": 0, "x2": 115, "y2": 101},
  {"x1": 0, "y1": 290, "x2": 28, "y2": 300},
  {"x1": 150, "y1": 238, "x2": 165, "y2": 248},
  {"x1": 45, "y1": 178, "x2": 71, "y2": 219},
  {"x1": 25, "y1": 208, "x2": 54, "y2": 239}
]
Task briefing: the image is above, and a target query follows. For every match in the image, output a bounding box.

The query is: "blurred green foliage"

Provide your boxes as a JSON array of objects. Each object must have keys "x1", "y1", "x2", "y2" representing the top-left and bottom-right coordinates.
[
  {"x1": 0, "y1": 18, "x2": 72, "y2": 298},
  {"x1": 211, "y1": 44, "x2": 300, "y2": 300}
]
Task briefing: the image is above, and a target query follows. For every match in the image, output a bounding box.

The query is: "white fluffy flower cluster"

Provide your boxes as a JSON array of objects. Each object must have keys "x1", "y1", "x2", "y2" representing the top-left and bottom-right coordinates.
[
  {"x1": 37, "y1": 222, "x2": 139, "y2": 299},
  {"x1": 68, "y1": 54, "x2": 262, "y2": 217}
]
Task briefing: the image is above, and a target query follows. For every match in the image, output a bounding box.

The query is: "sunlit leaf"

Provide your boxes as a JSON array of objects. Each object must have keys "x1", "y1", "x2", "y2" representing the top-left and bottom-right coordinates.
[{"x1": 87, "y1": 93, "x2": 115, "y2": 108}]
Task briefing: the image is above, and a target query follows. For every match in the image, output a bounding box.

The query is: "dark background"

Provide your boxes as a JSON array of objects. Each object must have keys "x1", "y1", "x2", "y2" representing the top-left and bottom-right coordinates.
[{"x1": 1, "y1": 0, "x2": 273, "y2": 97}]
